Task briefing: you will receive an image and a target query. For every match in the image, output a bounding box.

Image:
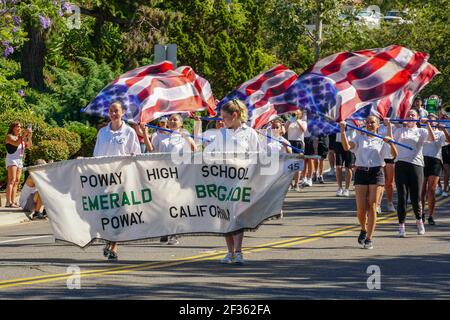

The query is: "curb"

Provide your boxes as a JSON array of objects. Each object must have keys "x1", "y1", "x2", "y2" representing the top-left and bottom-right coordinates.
[{"x1": 0, "y1": 211, "x2": 31, "y2": 228}]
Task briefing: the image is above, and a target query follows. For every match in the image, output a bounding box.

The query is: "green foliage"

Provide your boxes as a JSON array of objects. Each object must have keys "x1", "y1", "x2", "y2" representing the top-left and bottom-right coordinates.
[
  {"x1": 29, "y1": 140, "x2": 70, "y2": 164},
  {"x1": 0, "y1": 58, "x2": 27, "y2": 112},
  {"x1": 41, "y1": 127, "x2": 81, "y2": 158},
  {"x1": 63, "y1": 121, "x2": 97, "y2": 157}
]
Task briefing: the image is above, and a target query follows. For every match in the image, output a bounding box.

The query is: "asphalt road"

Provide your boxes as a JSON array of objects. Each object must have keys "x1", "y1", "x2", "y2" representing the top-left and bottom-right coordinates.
[{"x1": 0, "y1": 176, "x2": 449, "y2": 300}]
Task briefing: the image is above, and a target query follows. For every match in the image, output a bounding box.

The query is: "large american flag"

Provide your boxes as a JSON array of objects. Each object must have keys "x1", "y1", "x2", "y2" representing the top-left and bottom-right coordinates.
[
  {"x1": 216, "y1": 65, "x2": 298, "y2": 128},
  {"x1": 307, "y1": 45, "x2": 434, "y2": 121},
  {"x1": 83, "y1": 61, "x2": 215, "y2": 123}
]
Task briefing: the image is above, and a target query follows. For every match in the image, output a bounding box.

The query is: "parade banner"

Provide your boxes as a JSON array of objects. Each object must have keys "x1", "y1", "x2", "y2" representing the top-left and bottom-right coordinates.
[{"x1": 29, "y1": 153, "x2": 301, "y2": 248}]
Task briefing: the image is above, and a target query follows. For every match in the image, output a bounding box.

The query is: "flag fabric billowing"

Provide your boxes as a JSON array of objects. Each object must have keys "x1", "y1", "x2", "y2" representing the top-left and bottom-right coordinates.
[
  {"x1": 83, "y1": 61, "x2": 216, "y2": 123},
  {"x1": 307, "y1": 45, "x2": 433, "y2": 121},
  {"x1": 216, "y1": 65, "x2": 298, "y2": 128}
]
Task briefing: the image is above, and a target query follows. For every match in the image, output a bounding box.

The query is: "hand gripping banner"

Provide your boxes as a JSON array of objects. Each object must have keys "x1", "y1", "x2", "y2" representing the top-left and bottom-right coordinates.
[{"x1": 28, "y1": 153, "x2": 301, "y2": 248}]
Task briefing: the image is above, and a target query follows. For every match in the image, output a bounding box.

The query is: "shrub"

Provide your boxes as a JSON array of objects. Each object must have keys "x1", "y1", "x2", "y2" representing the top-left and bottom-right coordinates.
[
  {"x1": 63, "y1": 121, "x2": 97, "y2": 157},
  {"x1": 41, "y1": 127, "x2": 81, "y2": 158},
  {"x1": 29, "y1": 140, "x2": 70, "y2": 163}
]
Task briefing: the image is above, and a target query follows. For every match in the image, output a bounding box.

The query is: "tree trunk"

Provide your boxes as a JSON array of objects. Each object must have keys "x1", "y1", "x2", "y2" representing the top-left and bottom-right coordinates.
[
  {"x1": 21, "y1": 21, "x2": 46, "y2": 91},
  {"x1": 314, "y1": 0, "x2": 322, "y2": 62}
]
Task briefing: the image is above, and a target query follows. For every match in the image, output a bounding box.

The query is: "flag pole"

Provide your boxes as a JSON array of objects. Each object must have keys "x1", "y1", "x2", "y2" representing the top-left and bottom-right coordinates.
[{"x1": 257, "y1": 131, "x2": 304, "y2": 154}]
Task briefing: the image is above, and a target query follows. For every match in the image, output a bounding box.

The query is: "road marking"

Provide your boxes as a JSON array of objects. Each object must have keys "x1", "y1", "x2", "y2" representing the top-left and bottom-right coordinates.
[
  {"x1": 0, "y1": 196, "x2": 448, "y2": 290},
  {"x1": 0, "y1": 235, "x2": 53, "y2": 244}
]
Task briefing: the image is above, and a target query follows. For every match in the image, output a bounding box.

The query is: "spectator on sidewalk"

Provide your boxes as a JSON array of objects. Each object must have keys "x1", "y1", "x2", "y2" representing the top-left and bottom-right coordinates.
[
  {"x1": 5, "y1": 121, "x2": 32, "y2": 208},
  {"x1": 19, "y1": 159, "x2": 47, "y2": 220}
]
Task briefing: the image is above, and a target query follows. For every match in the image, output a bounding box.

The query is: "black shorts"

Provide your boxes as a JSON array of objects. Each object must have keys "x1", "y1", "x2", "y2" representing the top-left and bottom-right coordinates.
[
  {"x1": 334, "y1": 142, "x2": 354, "y2": 168},
  {"x1": 289, "y1": 140, "x2": 304, "y2": 154},
  {"x1": 354, "y1": 166, "x2": 385, "y2": 186},
  {"x1": 424, "y1": 156, "x2": 443, "y2": 177},
  {"x1": 384, "y1": 158, "x2": 395, "y2": 164},
  {"x1": 328, "y1": 134, "x2": 336, "y2": 151},
  {"x1": 304, "y1": 136, "x2": 328, "y2": 159},
  {"x1": 443, "y1": 145, "x2": 450, "y2": 165}
]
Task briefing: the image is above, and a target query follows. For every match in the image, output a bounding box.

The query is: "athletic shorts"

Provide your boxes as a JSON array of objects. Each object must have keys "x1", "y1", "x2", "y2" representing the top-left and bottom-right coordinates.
[
  {"x1": 289, "y1": 140, "x2": 304, "y2": 154},
  {"x1": 424, "y1": 156, "x2": 443, "y2": 177},
  {"x1": 304, "y1": 137, "x2": 314, "y2": 156},
  {"x1": 304, "y1": 136, "x2": 328, "y2": 159},
  {"x1": 334, "y1": 142, "x2": 354, "y2": 168},
  {"x1": 442, "y1": 145, "x2": 450, "y2": 165},
  {"x1": 328, "y1": 134, "x2": 336, "y2": 151},
  {"x1": 384, "y1": 158, "x2": 395, "y2": 164},
  {"x1": 354, "y1": 166, "x2": 385, "y2": 186},
  {"x1": 5, "y1": 158, "x2": 23, "y2": 169}
]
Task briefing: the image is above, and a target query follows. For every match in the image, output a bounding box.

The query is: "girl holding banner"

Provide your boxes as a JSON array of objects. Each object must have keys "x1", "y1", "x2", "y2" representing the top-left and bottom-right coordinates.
[
  {"x1": 207, "y1": 99, "x2": 260, "y2": 265},
  {"x1": 340, "y1": 116, "x2": 398, "y2": 249},
  {"x1": 421, "y1": 114, "x2": 450, "y2": 225},
  {"x1": 93, "y1": 101, "x2": 141, "y2": 261},
  {"x1": 389, "y1": 109, "x2": 436, "y2": 237}
]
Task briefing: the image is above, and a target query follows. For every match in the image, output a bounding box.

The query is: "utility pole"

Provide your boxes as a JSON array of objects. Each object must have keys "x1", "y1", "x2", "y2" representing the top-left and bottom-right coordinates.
[{"x1": 314, "y1": 0, "x2": 323, "y2": 62}]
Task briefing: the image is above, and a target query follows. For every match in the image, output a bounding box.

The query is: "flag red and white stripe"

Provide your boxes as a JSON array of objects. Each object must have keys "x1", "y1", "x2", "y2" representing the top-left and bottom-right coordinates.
[{"x1": 308, "y1": 45, "x2": 435, "y2": 121}]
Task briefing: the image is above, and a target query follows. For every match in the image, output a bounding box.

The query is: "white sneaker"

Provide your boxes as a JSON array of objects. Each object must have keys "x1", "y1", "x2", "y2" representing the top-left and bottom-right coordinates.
[
  {"x1": 167, "y1": 236, "x2": 179, "y2": 245},
  {"x1": 234, "y1": 252, "x2": 244, "y2": 264},
  {"x1": 435, "y1": 186, "x2": 443, "y2": 196},
  {"x1": 398, "y1": 223, "x2": 406, "y2": 238},
  {"x1": 327, "y1": 168, "x2": 336, "y2": 177},
  {"x1": 343, "y1": 189, "x2": 350, "y2": 197},
  {"x1": 387, "y1": 202, "x2": 396, "y2": 212},
  {"x1": 307, "y1": 178, "x2": 313, "y2": 187},
  {"x1": 220, "y1": 252, "x2": 234, "y2": 264},
  {"x1": 417, "y1": 220, "x2": 425, "y2": 235},
  {"x1": 376, "y1": 206, "x2": 382, "y2": 214},
  {"x1": 442, "y1": 192, "x2": 449, "y2": 197},
  {"x1": 336, "y1": 188, "x2": 343, "y2": 197}
]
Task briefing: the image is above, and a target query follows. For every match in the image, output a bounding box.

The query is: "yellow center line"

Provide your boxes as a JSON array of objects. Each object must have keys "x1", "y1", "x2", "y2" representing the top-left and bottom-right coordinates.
[{"x1": 0, "y1": 197, "x2": 448, "y2": 290}]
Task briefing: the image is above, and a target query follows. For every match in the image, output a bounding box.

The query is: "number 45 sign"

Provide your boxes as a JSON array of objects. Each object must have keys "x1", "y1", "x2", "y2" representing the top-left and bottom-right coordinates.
[{"x1": 285, "y1": 159, "x2": 304, "y2": 173}]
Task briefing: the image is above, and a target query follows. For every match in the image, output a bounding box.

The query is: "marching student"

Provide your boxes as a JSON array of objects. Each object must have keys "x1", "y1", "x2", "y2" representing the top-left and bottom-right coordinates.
[
  {"x1": 390, "y1": 109, "x2": 436, "y2": 237},
  {"x1": 334, "y1": 124, "x2": 356, "y2": 197},
  {"x1": 284, "y1": 110, "x2": 306, "y2": 191},
  {"x1": 206, "y1": 99, "x2": 260, "y2": 265},
  {"x1": 421, "y1": 114, "x2": 450, "y2": 225},
  {"x1": 340, "y1": 116, "x2": 397, "y2": 249},
  {"x1": 151, "y1": 117, "x2": 170, "y2": 151},
  {"x1": 378, "y1": 122, "x2": 396, "y2": 213},
  {"x1": 266, "y1": 119, "x2": 292, "y2": 154},
  {"x1": 93, "y1": 101, "x2": 141, "y2": 261}
]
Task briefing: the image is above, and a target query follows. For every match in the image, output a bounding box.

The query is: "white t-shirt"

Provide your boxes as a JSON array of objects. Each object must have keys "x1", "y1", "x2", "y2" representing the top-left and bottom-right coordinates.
[
  {"x1": 423, "y1": 130, "x2": 447, "y2": 160},
  {"x1": 263, "y1": 132, "x2": 291, "y2": 154},
  {"x1": 286, "y1": 120, "x2": 306, "y2": 141},
  {"x1": 378, "y1": 125, "x2": 394, "y2": 160},
  {"x1": 93, "y1": 123, "x2": 141, "y2": 157},
  {"x1": 158, "y1": 132, "x2": 193, "y2": 153},
  {"x1": 151, "y1": 131, "x2": 170, "y2": 152},
  {"x1": 393, "y1": 127, "x2": 429, "y2": 166},
  {"x1": 205, "y1": 123, "x2": 260, "y2": 153},
  {"x1": 336, "y1": 128, "x2": 357, "y2": 143},
  {"x1": 350, "y1": 135, "x2": 390, "y2": 167}
]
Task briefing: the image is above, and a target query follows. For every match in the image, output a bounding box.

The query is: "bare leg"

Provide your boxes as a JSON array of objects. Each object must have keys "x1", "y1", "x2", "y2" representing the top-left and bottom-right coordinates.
[
  {"x1": 345, "y1": 168, "x2": 353, "y2": 190},
  {"x1": 12, "y1": 168, "x2": 22, "y2": 205},
  {"x1": 427, "y1": 176, "x2": 440, "y2": 216},
  {"x1": 6, "y1": 166, "x2": 17, "y2": 206},
  {"x1": 233, "y1": 232, "x2": 244, "y2": 252},
  {"x1": 367, "y1": 185, "x2": 383, "y2": 240},
  {"x1": 336, "y1": 166, "x2": 343, "y2": 189},
  {"x1": 225, "y1": 235, "x2": 235, "y2": 254},
  {"x1": 355, "y1": 185, "x2": 369, "y2": 231},
  {"x1": 384, "y1": 164, "x2": 395, "y2": 203}
]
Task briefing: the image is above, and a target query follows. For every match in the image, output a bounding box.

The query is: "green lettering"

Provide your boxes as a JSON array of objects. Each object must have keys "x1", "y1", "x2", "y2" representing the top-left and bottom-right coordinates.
[
  {"x1": 131, "y1": 191, "x2": 141, "y2": 205},
  {"x1": 196, "y1": 185, "x2": 206, "y2": 198},
  {"x1": 110, "y1": 193, "x2": 120, "y2": 208},
  {"x1": 231, "y1": 187, "x2": 241, "y2": 201},
  {"x1": 82, "y1": 196, "x2": 89, "y2": 211},
  {"x1": 242, "y1": 187, "x2": 251, "y2": 202},
  {"x1": 100, "y1": 194, "x2": 109, "y2": 210},
  {"x1": 88, "y1": 196, "x2": 99, "y2": 211},
  {"x1": 207, "y1": 184, "x2": 217, "y2": 198},
  {"x1": 218, "y1": 186, "x2": 227, "y2": 201},
  {"x1": 122, "y1": 192, "x2": 130, "y2": 206},
  {"x1": 142, "y1": 189, "x2": 152, "y2": 203}
]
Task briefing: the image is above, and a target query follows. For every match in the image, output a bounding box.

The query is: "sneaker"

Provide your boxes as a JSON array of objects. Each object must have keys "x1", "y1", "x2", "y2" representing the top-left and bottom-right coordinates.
[
  {"x1": 312, "y1": 173, "x2": 317, "y2": 182},
  {"x1": 234, "y1": 252, "x2": 244, "y2": 264},
  {"x1": 386, "y1": 202, "x2": 396, "y2": 212},
  {"x1": 32, "y1": 212, "x2": 46, "y2": 220},
  {"x1": 336, "y1": 188, "x2": 343, "y2": 197},
  {"x1": 220, "y1": 252, "x2": 234, "y2": 264},
  {"x1": 26, "y1": 211, "x2": 35, "y2": 221},
  {"x1": 326, "y1": 168, "x2": 336, "y2": 177},
  {"x1": 107, "y1": 251, "x2": 118, "y2": 261},
  {"x1": 416, "y1": 219, "x2": 425, "y2": 235},
  {"x1": 307, "y1": 178, "x2": 313, "y2": 187},
  {"x1": 428, "y1": 216, "x2": 435, "y2": 225},
  {"x1": 376, "y1": 206, "x2": 382, "y2": 214},
  {"x1": 103, "y1": 244, "x2": 111, "y2": 258},
  {"x1": 342, "y1": 189, "x2": 350, "y2": 197},
  {"x1": 160, "y1": 236, "x2": 168, "y2": 244},
  {"x1": 363, "y1": 239, "x2": 373, "y2": 249},
  {"x1": 442, "y1": 192, "x2": 449, "y2": 197},
  {"x1": 167, "y1": 236, "x2": 179, "y2": 245},
  {"x1": 358, "y1": 230, "x2": 367, "y2": 245},
  {"x1": 318, "y1": 175, "x2": 324, "y2": 184},
  {"x1": 398, "y1": 223, "x2": 406, "y2": 238},
  {"x1": 435, "y1": 186, "x2": 443, "y2": 196}
]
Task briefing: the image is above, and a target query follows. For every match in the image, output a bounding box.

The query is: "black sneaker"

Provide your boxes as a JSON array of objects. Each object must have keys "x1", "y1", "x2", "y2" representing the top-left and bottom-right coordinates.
[
  {"x1": 160, "y1": 236, "x2": 168, "y2": 244},
  {"x1": 428, "y1": 216, "x2": 436, "y2": 225},
  {"x1": 107, "y1": 251, "x2": 118, "y2": 261},
  {"x1": 363, "y1": 239, "x2": 373, "y2": 249},
  {"x1": 421, "y1": 215, "x2": 426, "y2": 223},
  {"x1": 312, "y1": 173, "x2": 317, "y2": 182},
  {"x1": 358, "y1": 230, "x2": 367, "y2": 245},
  {"x1": 103, "y1": 244, "x2": 111, "y2": 258}
]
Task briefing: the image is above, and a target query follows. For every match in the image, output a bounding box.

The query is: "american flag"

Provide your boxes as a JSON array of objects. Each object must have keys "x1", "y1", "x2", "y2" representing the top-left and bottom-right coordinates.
[
  {"x1": 216, "y1": 65, "x2": 298, "y2": 128},
  {"x1": 83, "y1": 61, "x2": 216, "y2": 123},
  {"x1": 307, "y1": 45, "x2": 433, "y2": 121}
]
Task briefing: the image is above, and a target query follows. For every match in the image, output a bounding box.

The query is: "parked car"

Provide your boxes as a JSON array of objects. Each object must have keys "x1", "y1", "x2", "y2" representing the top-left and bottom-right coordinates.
[
  {"x1": 383, "y1": 10, "x2": 412, "y2": 24},
  {"x1": 355, "y1": 10, "x2": 383, "y2": 28}
]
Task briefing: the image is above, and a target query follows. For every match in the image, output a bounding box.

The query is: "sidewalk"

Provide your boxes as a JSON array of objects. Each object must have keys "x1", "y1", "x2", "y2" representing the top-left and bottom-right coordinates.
[{"x1": 0, "y1": 192, "x2": 31, "y2": 228}]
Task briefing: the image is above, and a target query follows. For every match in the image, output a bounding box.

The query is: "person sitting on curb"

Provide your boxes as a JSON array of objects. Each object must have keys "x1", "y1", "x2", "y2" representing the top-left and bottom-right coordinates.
[{"x1": 19, "y1": 159, "x2": 47, "y2": 220}]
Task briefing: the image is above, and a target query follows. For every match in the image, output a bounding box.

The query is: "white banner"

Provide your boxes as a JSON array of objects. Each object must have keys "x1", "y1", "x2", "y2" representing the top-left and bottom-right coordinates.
[{"x1": 29, "y1": 153, "x2": 302, "y2": 247}]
